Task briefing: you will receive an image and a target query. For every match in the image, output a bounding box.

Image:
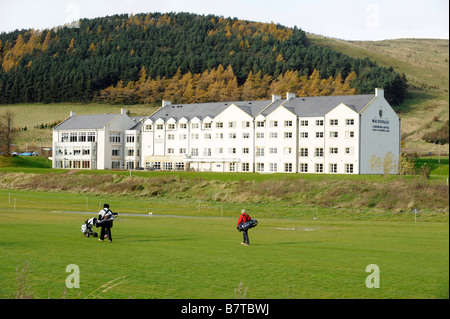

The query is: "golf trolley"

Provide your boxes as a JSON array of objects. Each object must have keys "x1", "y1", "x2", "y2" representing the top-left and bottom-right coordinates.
[
  {"x1": 81, "y1": 217, "x2": 99, "y2": 238},
  {"x1": 81, "y1": 213, "x2": 118, "y2": 238}
]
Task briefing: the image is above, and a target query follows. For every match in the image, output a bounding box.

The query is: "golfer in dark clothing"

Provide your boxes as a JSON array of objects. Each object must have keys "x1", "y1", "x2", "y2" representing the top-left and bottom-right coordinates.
[
  {"x1": 237, "y1": 209, "x2": 251, "y2": 246},
  {"x1": 98, "y1": 203, "x2": 115, "y2": 243}
]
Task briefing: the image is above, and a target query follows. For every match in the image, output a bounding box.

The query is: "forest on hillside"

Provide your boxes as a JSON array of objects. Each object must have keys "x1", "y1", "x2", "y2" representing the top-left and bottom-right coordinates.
[{"x1": 0, "y1": 12, "x2": 407, "y2": 106}]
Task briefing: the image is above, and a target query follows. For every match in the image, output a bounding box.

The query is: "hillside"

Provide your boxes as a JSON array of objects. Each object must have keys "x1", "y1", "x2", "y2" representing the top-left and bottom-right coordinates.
[
  {"x1": 307, "y1": 34, "x2": 449, "y2": 154},
  {"x1": 0, "y1": 12, "x2": 406, "y2": 106}
]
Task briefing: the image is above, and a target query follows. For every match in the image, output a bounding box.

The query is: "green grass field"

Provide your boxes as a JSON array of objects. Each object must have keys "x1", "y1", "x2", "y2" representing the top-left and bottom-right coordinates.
[{"x1": 0, "y1": 189, "x2": 448, "y2": 299}]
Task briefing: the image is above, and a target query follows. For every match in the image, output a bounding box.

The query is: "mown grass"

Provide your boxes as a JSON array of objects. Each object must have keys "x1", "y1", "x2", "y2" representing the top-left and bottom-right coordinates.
[{"x1": 0, "y1": 203, "x2": 447, "y2": 299}]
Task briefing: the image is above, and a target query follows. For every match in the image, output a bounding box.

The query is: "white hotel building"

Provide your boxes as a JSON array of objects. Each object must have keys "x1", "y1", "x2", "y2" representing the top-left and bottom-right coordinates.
[{"x1": 53, "y1": 88, "x2": 400, "y2": 174}]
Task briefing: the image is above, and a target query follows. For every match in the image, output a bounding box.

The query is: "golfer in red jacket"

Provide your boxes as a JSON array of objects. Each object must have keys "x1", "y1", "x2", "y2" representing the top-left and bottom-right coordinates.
[{"x1": 237, "y1": 209, "x2": 251, "y2": 246}]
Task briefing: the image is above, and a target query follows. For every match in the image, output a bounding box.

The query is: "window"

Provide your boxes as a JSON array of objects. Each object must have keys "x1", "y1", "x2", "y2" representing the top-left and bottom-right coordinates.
[
  {"x1": 79, "y1": 132, "x2": 86, "y2": 142},
  {"x1": 180, "y1": 124, "x2": 187, "y2": 129},
  {"x1": 168, "y1": 124, "x2": 176, "y2": 130},
  {"x1": 242, "y1": 148, "x2": 249, "y2": 154},
  {"x1": 180, "y1": 134, "x2": 187, "y2": 140},
  {"x1": 346, "y1": 119, "x2": 354, "y2": 126},
  {"x1": 229, "y1": 163, "x2": 236, "y2": 172},
  {"x1": 284, "y1": 120, "x2": 292, "y2": 127},
  {"x1": 152, "y1": 162, "x2": 161, "y2": 170},
  {"x1": 229, "y1": 121, "x2": 236, "y2": 128},
  {"x1": 256, "y1": 121, "x2": 265, "y2": 127},
  {"x1": 300, "y1": 132, "x2": 308, "y2": 138},
  {"x1": 315, "y1": 163, "x2": 323, "y2": 173},
  {"x1": 315, "y1": 148, "x2": 324, "y2": 157},
  {"x1": 269, "y1": 148, "x2": 277, "y2": 154},
  {"x1": 204, "y1": 123, "x2": 211, "y2": 129},
  {"x1": 270, "y1": 163, "x2": 277, "y2": 172},
  {"x1": 157, "y1": 124, "x2": 164, "y2": 130},
  {"x1": 109, "y1": 133, "x2": 121, "y2": 143},
  {"x1": 111, "y1": 161, "x2": 121, "y2": 169},
  {"x1": 270, "y1": 132, "x2": 277, "y2": 139},
  {"x1": 329, "y1": 163, "x2": 337, "y2": 173},
  {"x1": 216, "y1": 133, "x2": 223, "y2": 139},
  {"x1": 216, "y1": 122, "x2": 223, "y2": 128},
  {"x1": 167, "y1": 134, "x2": 175, "y2": 140},
  {"x1": 329, "y1": 147, "x2": 338, "y2": 154},
  {"x1": 229, "y1": 148, "x2": 236, "y2": 154},
  {"x1": 284, "y1": 163, "x2": 293, "y2": 172},
  {"x1": 256, "y1": 163, "x2": 264, "y2": 172},
  {"x1": 299, "y1": 148, "x2": 308, "y2": 157},
  {"x1": 330, "y1": 119, "x2": 338, "y2": 126},
  {"x1": 242, "y1": 163, "x2": 250, "y2": 172},
  {"x1": 256, "y1": 147, "x2": 265, "y2": 157},
  {"x1": 300, "y1": 163, "x2": 308, "y2": 173},
  {"x1": 345, "y1": 147, "x2": 354, "y2": 155},
  {"x1": 216, "y1": 148, "x2": 223, "y2": 154},
  {"x1": 330, "y1": 131, "x2": 338, "y2": 138},
  {"x1": 175, "y1": 162, "x2": 185, "y2": 171},
  {"x1": 179, "y1": 148, "x2": 186, "y2": 154},
  {"x1": 163, "y1": 162, "x2": 173, "y2": 171},
  {"x1": 270, "y1": 120, "x2": 278, "y2": 128},
  {"x1": 70, "y1": 132, "x2": 77, "y2": 142},
  {"x1": 316, "y1": 132, "x2": 324, "y2": 138},
  {"x1": 345, "y1": 164, "x2": 354, "y2": 173},
  {"x1": 192, "y1": 123, "x2": 199, "y2": 129},
  {"x1": 300, "y1": 120, "x2": 308, "y2": 126},
  {"x1": 256, "y1": 132, "x2": 264, "y2": 139},
  {"x1": 242, "y1": 133, "x2": 250, "y2": 139},
  {"x1": 229, "y1": 133, "x2": 236, "y2": 139},
  {"x1": 284, "y1": 132, "x2": 293, "y2": 139},
  {"x1": 112, "y1": 148, "x2": 120, "y2": 157},
  {"x1": 345, "y1": 131, "x2": 355, "y2": 138},
  {"x1": 284, "y1": 147, "x2": 292, "y2": 154},
  {"x1": 145, "y1": 124, "x2": 153, "y2": 131},
  {"x1": 242, "y1": 121, "x2": 250, "y2": 128},
  {"x1": 191, "y1": 148, "x2": 199, "y2": 156},
  {"x1": 87, "y1": 132, "x2": 95, "y2": 142},
  {"x1": 204, "y1": 133, "x2": 211, "y2": 139},
  {"x1": 316, "y1": 120, "x2": 324, "y2": 126},
  {"x1": 192, "y1": 133, "x2": 199, "y2": 140},
  {"x1": 203, "y1": 148, "x2": 211, "y2": 156},
  {"x1": 127, "y1": 148, "x2": 135, "y2": 156},
  {"x1": 61, "y1": 133, "x2": 69, "y2": 142}
]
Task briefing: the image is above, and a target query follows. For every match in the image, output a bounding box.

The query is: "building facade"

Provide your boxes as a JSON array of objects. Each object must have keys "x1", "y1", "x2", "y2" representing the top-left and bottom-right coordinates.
[{"x1": 53, "y1": 88, "x2": 401, "y2": 174}]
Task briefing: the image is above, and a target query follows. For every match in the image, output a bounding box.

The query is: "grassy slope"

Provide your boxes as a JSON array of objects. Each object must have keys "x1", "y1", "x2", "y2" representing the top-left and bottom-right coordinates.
[
  {"x1": 307, "y1": 34, "x2": 449, "y2": 155},
  {"x1": 1, "y1": 37, "x2": 448, "y2": 154}
]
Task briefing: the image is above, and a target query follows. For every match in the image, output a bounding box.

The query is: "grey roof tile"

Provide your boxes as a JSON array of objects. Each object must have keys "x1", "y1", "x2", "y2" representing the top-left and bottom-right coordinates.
[{"x1": 54, "y1": 114, "x2": 121, "y2": 130}]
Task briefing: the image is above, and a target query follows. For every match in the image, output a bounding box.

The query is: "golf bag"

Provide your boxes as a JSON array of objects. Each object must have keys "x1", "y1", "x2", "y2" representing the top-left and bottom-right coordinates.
[
  {"x1": 237, "y1": 219, "x2": 258, "y2": 232},
  {"x1": 97, "y1": 212, "x2": 117, "y2": 227},
  {"x1": 81, "y1": 217, "x2": 98, "y2": 238}
]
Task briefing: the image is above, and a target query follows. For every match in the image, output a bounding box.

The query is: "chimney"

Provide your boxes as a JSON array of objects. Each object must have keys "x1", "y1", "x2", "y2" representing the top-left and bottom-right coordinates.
[
  {"x1": 272, "y1": 94, "x2": 281, "y2": 102},
  {"x1": 375, "y1": 88, "x2": 384, "y2": 98},
  {"x1": 70, "y1": 111, "x2": 75, "y2": 117},
  {"x1": 286, "y1": 92, "x2": 296, "y2": 101},
  {"x1": 121, "y1": 108, "x2": 127, "y2": 115},
  {"x1": 162, "y1": 100, "x2": 171, "y2": 107}
]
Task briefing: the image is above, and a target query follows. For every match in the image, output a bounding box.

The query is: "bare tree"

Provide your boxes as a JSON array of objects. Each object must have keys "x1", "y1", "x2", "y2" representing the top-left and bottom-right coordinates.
[{"x1": 0, "y1": 109, "x2": 16, "y2": 156}]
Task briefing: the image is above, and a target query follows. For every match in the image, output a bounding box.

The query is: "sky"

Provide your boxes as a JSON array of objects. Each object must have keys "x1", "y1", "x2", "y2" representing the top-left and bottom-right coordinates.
[{"x1": 0, "y1": 0, "x2": 448, "y2": 41}]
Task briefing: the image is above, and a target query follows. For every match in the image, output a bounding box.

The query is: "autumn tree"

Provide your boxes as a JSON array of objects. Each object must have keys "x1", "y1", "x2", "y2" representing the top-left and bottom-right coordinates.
[{"x1": 0, "y1": 110, "x2": 16, "y2": 156}]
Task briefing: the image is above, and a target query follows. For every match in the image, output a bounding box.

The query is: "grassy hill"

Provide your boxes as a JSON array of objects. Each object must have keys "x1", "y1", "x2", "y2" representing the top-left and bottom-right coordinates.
[
  {"x1": 307, "y1": 34, "x2": 449, "y2": 155},
  {"x1": 1, "y1": 33, "x2": 448, "y2": 154}
]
